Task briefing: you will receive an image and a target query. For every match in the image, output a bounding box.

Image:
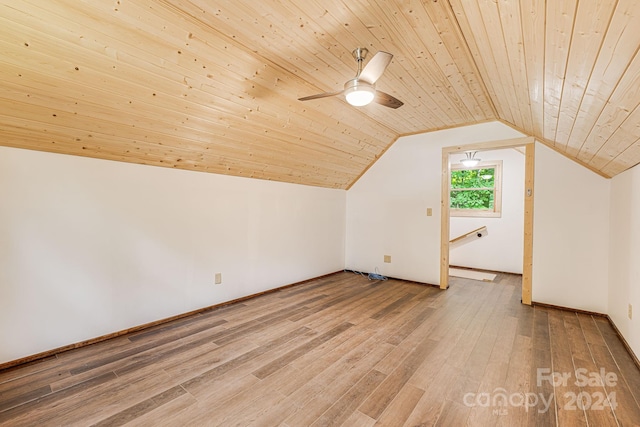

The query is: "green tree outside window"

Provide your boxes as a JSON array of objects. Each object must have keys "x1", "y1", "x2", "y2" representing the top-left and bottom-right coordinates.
[
  {"x1": 450, "y1": 161, "x2": 502, "y2": 217},
  {"x1": 450, "y1": 168, "x2": 495, "y2": 209}
]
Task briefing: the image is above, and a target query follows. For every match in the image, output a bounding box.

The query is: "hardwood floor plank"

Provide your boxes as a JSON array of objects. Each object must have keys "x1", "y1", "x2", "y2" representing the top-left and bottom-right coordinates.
[
  {"x1": 172, "y1": 374, "x2": 260, "y2": 425},
  {"x1": 0, "y1": 356, "x2": 60, "y2": 385},
  {"x1": 385, "y1": 306, "x2": 435, "y2": 346},
  {"x1": 547, "y1": 309, "x2": 587, "y2": 426},
  {"x1": 0, "y1": 362, "x2": 71, "y2": 407},
  {"x1": 517, "y1": 301, "x2": 534, "y2": 338},
  {"x1": 164, "y1": 317, "x2": 315, "y2": 385},
  {"x1": 128, "y1": 317, "x2": 229, "y2": 345},
  {"x1": 283, "y1": 318, "x2": 376, "y2": 375},
  {"x1": 359, "y1": 337, "x2": 436, "y2": 420},
  {"x1": 113, "y1": 334, "x2": 223, "y2": 378},
  {"x1": 196, "y1": 366, "x2": 296, "y2": 426},
  {"x1": 564, "y1": 311, "x2": 619, "y2": 426},
  {"x1": 181, "y1": 326, "x2": 311, "y2": 395},
  {"x1": 343, "y1": 410, "x2": 376, "y2": 427},
  {"x1": 465, "y1": 361, "x2": 508, "y2": 426},
  {"x1": 125, "y1": 312, "x2": 229, "y2": 342},
  {"x1": 244, "y1": 373, "x2": 326, "y2": 427},
  {"x1": 372, "y1": 384, "x2": 424, "y2": 426},
  {"x1": 589, "y1": 343, "x2": 640, "y2": 426},
  {"x1": 90, "y1": 385, "x2": 187, "y2": 427},
  {"x1": 370, "y1": 293, "x2": 418, "y2": 320},
  {"x1": 0, "y1": 371, "x2": 117, "y2": 424},
  {"x1": 209, "y1": 296, "x2": 325, "y2": 346},
  {"x1": 176, "y1": 328, "x2": 321, "y2": 407},
  {"x1": 497, "y1": 334, "x2": 532, "y2": 427},
  {"x1": 374, "y1": 283, "x2": 481, "y2": 379},
  {"x1": 48, "y1": 369, "x2": 180, "y2": 426},
  {"x1": 291, "y1": 282, "x2": 396, "y2": 329},
  {"x1": 562, "y1": 311, "x2": 594, "y2": 362},
  {"x1": 123, "y1": 392, "x2": 198, "y2": 427},
  {"x1": 434, "y1": 399, "x2": 471, "y2": 426},
  {"x1": 2, "y1": 271, "x2": 639, "y2": 426},
  {"x1": 445, "y1": 373, "x2": 481, "y2": 410},
  {"x1": 311, "y1": 369, "x2": 387, "y2": 427},
  {"x1": 463, "y1": 284, "x2": 516, "y2": 425},
  {"x1": 593, "y1": 317, "x2": 640, "y2": 407},
  {"x1": 577, "y1": 313, "x2": 608, "y2": 346},
  {"x1": 281, "y1": 341, "x2": 395, "y2": 426},
  {"x1": 51, "y1": 322, "x2": 228, "y2": 392},
  {"x1": 446, "y1": 283, "x2": 504, "y2": 371},
  {"x1": 528, "y1": 308, "x2": 556, "y2": 427},
  {"x1": 488, "y1": 315, "x2": 518, "y2": 365},
  {"x1": 68, "y1": 341, "x2": 163, "y2": 376},
  {"x1": 252, "y1": 322, "x2": 354, "y2": 380},
  {"x1": 404, "y1": 363, "x2": 462, "y2": 426},
  {"x1": 160, "y1": 337, "x2": 257, "y2": 384},
  {"x1": 405, "y1": 286, "x2": 504, "y2": 395},
  {"x1": 0, "y1": 384, "x2": 52, "y2": 413},
  {"x1": 54, "y1": 336, "x2": 137, "y2": 365}
]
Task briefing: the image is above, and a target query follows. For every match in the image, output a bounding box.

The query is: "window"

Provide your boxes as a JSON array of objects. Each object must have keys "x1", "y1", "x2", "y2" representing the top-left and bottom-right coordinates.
[{"x1": 450, "y1": 160, "x2": 502, "y2": 217}]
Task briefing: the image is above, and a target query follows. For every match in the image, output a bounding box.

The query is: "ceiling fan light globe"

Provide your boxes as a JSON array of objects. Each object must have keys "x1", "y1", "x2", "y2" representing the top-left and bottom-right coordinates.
[
  {"x1": 344, "y1": 80, "x2": 375, "y2": 106},
  {"x1": 460, "y1": 151, "x2": 480, "y2": 167},
  {"x1": 460, "y1": 159, "x2": 480, "y2": 167}
]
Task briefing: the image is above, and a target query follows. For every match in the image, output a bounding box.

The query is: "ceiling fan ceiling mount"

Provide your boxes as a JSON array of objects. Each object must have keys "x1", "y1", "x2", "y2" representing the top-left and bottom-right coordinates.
[{"x1": 352, "y1": 47, "x2": 368, "y2": 62}]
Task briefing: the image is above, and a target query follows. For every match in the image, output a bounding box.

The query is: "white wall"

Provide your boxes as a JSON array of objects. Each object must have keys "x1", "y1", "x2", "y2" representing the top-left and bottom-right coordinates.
[
  {"x1": 0, "y1": 146, "x2": 346, "y2": 364},
  {"x1": 449, "y1": 148, "x2": 525, "y2": 274},
  {"x1": 4, "y1": 123, "x2": 634, "y2": 365},
  {"x1": 609, "y1": 164, "x2": 640, "y2": 358},
  {"x1": 345, "y1": 122, "x2": 524, "y2": 284},
  {"x1": 532, "y1": 143, "x2": 610, "y2": 313}
]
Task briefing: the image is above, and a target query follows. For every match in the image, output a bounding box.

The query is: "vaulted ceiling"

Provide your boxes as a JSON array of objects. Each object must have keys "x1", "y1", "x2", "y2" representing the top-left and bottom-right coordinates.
[{"x1": 1, "y1": 0, "x2": 639, "y2": 189}]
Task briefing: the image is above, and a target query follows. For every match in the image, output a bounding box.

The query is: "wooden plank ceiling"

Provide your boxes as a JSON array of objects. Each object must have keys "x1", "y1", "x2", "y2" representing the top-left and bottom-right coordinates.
[{"x1": 1, "y1": 0, "x2": 639, "y2": 189}]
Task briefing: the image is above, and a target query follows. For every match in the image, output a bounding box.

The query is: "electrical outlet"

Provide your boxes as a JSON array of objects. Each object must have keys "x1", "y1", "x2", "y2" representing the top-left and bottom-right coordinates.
[
  {"x1": 427, "y1": 208, "x2": 433, "y2": 216},
  {"x1": 384, "y1": 255, "x2": 391, "y2": 263},
  {"x1": 629, "y1": 304, "x2": 633, "y2": 320},
  {"x1": 215, "y1": 273, "x2": 222, "y2": 285}
]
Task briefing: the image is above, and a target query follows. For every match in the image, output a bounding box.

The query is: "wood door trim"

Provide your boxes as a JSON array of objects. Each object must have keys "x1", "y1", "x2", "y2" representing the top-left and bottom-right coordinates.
[{"x1": 440, "y1": 136, "x2": 534, "y2": 304}]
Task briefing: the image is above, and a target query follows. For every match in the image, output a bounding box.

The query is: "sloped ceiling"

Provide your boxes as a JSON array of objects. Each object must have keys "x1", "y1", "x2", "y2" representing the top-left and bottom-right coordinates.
[{"x1": 1, "y1": 0, "x2": 639, "y2": 189}]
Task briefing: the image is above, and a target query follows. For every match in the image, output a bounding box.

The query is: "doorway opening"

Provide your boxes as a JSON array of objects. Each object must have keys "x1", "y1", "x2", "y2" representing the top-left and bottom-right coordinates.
[{"x1": 439, "y1": 137, "x2": 534, "y2": 305}]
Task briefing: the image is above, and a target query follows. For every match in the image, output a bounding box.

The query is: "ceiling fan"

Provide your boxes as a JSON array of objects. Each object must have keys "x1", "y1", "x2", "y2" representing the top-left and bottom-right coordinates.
[{"x1": 298, "y1": 48, "x2": 403, "y2": 109}]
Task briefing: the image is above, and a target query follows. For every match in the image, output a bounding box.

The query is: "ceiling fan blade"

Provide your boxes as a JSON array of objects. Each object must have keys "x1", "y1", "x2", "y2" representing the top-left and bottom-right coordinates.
[
  {"x1": 358, "y1": 51, "x2": 393, "y2": 84},
  {"x1": 375, "y1": 90, "x2": 404, "y2": 109},
  {"x1": 298, "y1": 91, "x2": 342, "y2": 101}
]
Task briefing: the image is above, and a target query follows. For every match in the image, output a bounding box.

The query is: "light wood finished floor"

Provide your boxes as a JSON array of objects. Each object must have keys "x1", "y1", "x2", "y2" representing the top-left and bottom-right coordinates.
[{"x1": 1, "y1": 272, "x2": 639, "y2": 426}]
